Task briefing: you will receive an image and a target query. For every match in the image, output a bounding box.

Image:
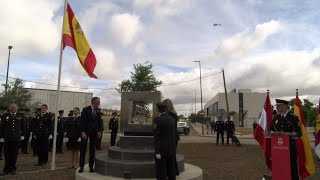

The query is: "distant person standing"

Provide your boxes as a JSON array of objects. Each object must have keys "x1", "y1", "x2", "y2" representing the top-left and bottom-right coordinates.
[
  {"x1": 33, "y1": 104, "x2": 53, "y2": 166},
  {"x1": 252, "y1": 120, "x2": 257, "y2": 134},
  {"x1": 225, "y1": 116, "x2": 235, "y2": 144},
  {"x1": 154, "y1": 102, "x2": 176, "y2": 180},
  {"x1": 78, "y1": 97, "x2": 103, "y2": 173},
  {"x1": 215, "y1": 118, "x2": 225, "y2": 145},
  {"x1": 0, "y1": 106, "x2": 7, "y2": 160},
  {"x1": 21, "y1": 108, "x2": 32, "y2": 154},
  {"x1": 66, "y1": 107, "x2": 81, "y2": 169},
  {"x1": 210, "y1": 120, "x2": 215, "y2": 134},
  {"x1": 56, "y1": 110, "x2": 65, "y2": 154},
  {"x1": 205, "y1": 121, "x2": 210, "y2": 135},
  {"x1": 109, "y1": 112, "x2": 119, "y2": 146},
  {"x1": 31, "y1": 107, "x2": 41, "y2": 157},
  {"x1": 0, "y1": 103, "x2": 26, "y2": 175}
]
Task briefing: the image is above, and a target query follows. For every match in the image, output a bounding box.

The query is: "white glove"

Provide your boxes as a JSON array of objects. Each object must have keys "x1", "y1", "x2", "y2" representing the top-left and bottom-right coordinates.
[
  {"x1": 155, "y1": 154, "x2": 161, "y2": 160},
  {"x1": 0, "y1": 138, "x2": 4, "y2": 143},
  {"x1": 20, "y1": 136, "x2": 25, "y2": 141},
  {"x1": 77, "y1": 137, "x2": 81, "y2": 142},
  {"x1": 33, "y1": 136, "x2": 37, "y2": 140},
  {"x1": 49, "y1": 134, "x2": 53, "y2": 139},
  {"x1": 65, "y1": 138, "x2": 69, "y2": 142}
]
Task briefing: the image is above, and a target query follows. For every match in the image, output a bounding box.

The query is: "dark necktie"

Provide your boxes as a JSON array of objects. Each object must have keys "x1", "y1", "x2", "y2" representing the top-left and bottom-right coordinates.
[
  {"x1": 11, "y1": 113, "x2": 15, "y2": 118},
  {"x1": 93, "y1": 109, "x2": 97, "y2": 117}
]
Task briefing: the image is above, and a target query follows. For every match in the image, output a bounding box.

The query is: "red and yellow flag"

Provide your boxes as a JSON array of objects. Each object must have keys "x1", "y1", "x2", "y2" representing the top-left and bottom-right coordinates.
[
  {"x1": 294, "y1": 90, "x2": 315, "y2": 179},
  {"x1": 63, "y1": 3, "x2": 97, "y2": 79}
]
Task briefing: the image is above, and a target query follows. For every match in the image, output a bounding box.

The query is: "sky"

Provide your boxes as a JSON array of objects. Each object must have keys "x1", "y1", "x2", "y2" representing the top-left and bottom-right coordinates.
[{"x1": 1, "y1": 0, "x2": 320, "y2": 115}]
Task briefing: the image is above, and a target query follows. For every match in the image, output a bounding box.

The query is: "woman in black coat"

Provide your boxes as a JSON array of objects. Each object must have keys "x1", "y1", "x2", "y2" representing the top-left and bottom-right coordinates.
[
  {"x1": 162, "y1": 98, "x2": 180, "y2": 175},
  {"x1": 66, "y1": 107, "x2": 81, "y2": 169}
]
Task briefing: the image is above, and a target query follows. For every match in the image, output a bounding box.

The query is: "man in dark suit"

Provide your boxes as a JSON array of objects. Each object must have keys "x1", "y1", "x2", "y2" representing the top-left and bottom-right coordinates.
[
  {"x1": 154, "y1": 102, "x2": 176, "y2": 180},
  {"x1": 109, "y1": 112, "x2": 119, "y2": 146},
  {"x1": 271, "y1": 99, "x2": 301, "y2": 180},
  {"x1": 33, "y1": 104, "x2": 53, "y2": 166},
  {"x1": 78, "y1": 97, "x2": 103, "y2": 173},
  {"x1": 0, "y1": 103, "x2": 26, "y2": 175}
]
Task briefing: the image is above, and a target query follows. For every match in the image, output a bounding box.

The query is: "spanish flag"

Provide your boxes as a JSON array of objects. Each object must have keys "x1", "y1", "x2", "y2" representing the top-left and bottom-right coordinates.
[
  {"x1": 63, "y1": 2, "x2": 97, "y2": 79},
  {"x1": 314, "y1": 98, "x2": 320, "y2": 158},
  {"x1": 294, "y1": 89, "x2": 315, "y2": 179}
]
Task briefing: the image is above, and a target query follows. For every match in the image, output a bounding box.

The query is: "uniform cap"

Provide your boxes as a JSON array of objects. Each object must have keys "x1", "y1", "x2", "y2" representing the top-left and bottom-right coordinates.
[
  {"x1": 58, "y1": 110, "x2": 64, "y2": 113},
  {"x1": 275, "y1": 99, "x2": 289, "y2": 106}
]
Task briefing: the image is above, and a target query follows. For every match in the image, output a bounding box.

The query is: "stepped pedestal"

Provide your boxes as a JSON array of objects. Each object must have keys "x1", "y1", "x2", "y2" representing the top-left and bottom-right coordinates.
[{"x1": 95, "y1": 136, "x2": 185, "y2": 178}]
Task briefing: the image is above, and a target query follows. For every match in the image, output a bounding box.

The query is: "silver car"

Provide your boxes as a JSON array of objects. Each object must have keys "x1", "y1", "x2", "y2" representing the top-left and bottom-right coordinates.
[{"x1": 177, "y1": 122, "x2": 190, "y2": 135}]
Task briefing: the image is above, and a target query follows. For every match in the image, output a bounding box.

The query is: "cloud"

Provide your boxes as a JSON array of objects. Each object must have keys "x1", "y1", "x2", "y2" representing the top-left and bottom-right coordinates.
[
  {"x1": 78, "y1": 1, "x2": 118, "y2": 35},
  {"x1": 134, "y1": 41, "x2": 146, "y2": 56},
  {"x1": 133, "y1": 0, "x2": 193, "y2": 19},
  {"x1": 214, "y1": 20, "x2": 282, "y2": 59},
  {"x1": 0, "y1": 0, "x2": 62, "y2": 57},
  {"x1": 69, "y1": 47, "x2": 120, "y2": 80},
  {"x1": 108, "y1": 13, "x2": 143, "y2": 47}
]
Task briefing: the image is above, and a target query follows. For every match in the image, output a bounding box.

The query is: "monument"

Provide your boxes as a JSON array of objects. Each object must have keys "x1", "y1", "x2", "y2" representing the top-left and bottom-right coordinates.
[{"x1": 76, "y1": 91, "x2": 203, "y2": 180}]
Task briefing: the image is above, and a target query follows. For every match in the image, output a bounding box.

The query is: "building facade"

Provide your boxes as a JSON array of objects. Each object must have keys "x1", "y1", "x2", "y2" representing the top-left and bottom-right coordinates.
[
  {"x1": 24, "y1": 88, "x2": 93, "y2": 114},
  {"x1": 204, "y1": 89, "x2": 265, "y2": 127}
]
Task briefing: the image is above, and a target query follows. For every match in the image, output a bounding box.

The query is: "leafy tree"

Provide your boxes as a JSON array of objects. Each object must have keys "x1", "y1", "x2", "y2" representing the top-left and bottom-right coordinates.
[
  {"x1": 117, "y1": 61, "x2": 162, "y2": 92},
  {"x1": 0, "y1": 78, "x2": 39, "y2": 111},
  {"x1": 288, "y1": 98, "x2": 317, "y2": 126},
  {"x1": 188, "y1": 113, "x2": 198, "y2": 123}
]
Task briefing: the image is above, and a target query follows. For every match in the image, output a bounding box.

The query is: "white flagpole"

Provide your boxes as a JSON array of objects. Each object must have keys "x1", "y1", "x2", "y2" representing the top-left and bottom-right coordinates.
[{"x1": 51, "y1": 0, "x2": 68, "y2": 170}]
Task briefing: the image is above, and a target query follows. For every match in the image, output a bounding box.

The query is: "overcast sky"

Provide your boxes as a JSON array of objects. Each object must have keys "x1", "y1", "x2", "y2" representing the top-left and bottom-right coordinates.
[{"x1": 1, "y1": 0, "x2": 320, "y2": 115}]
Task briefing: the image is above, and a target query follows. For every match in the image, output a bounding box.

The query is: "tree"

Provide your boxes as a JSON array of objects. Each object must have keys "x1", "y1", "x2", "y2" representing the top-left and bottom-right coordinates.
[
  {"x1": 0, "y1": 78, "x2": 39, "y2": 110},
  {"x1": 117, "y1": 61, "x2": 162, "y2": 92},
  {"x1": 289, "y1": 98, "x2": 317, "y2": 126}
]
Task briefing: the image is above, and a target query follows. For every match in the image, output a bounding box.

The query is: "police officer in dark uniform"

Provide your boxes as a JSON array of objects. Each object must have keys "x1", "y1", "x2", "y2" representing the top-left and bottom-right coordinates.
[
  {"x1": 21, "y1": 108, "x2": 32, "y2": 154},
  {"x1": 33, "y1": 104, "x2": 53, "y2": 166},
  {"x1": 0, "y1": 106, "x2": 7, "y2": 160},
  {"x1": 271, "y1": 99, "x2": 301, "y2": 180},
  {"x1": 225, "y1": 116, "x2": 235, "y2": 144},
  {"x1": 109, "y1": 112, "x2": 119, "y2": 146},
  {"x1": 154, "y1": 102, "x2": 176, "y2": 180},
  {"x1": 215, "y1": 118, "x2": 225, "y2": 145},
  {"x1": 0, "y1": 103, "x2": 26, "y2": 175},
  {"x1": 31, "y1": 107, "x2": 41, "y2": 157},
  {"x1": 56, "y1": 110, "x2": 65, "y2": 154}
]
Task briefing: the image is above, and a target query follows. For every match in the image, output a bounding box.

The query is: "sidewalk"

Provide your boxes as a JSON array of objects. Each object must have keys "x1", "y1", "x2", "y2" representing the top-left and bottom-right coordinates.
[
  {"x1": 191, "y1": 122, "x2": 254, "y2": 139},
  {"x1": 191, "y1": 123, "x2": 316, "y2": 141}
]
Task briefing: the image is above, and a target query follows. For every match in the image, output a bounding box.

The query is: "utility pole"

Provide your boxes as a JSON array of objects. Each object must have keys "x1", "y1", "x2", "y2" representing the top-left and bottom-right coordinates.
[
  {"x1": 222, "y1": 68, "x2": 229, "y2": 115},
  {"x1": 5, "y1": 45, "x2": 13, "y2": 93},
  {"x1": 194, "y1": 60, "x2": 204, "y2": 135}
]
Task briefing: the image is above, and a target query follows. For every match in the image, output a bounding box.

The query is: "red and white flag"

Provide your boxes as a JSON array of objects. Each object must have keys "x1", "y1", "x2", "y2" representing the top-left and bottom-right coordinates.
[{"x1": 254, "y1": 90, "x2": 273, "y2": 170}]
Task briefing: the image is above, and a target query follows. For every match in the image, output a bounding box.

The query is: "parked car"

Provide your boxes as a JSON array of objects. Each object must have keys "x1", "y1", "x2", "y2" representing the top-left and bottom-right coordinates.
[{"x1": 177, "y1": 122, "x2": 190, "y2": 135}]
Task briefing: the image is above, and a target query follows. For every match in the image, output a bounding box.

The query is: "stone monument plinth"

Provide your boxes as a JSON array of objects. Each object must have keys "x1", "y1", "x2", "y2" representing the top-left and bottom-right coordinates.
[{"x1": 76, "y1": 91, "x2": 202, "y2": 180}]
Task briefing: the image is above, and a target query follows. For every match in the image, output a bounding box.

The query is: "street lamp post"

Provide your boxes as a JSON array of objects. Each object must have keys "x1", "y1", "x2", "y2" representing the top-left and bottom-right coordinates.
[
  {"x1": 5, "y1": 45, "x2": 13, "y2": 93},
  {"x1": 194, "y1": 60, "x2": 204, "y2": 135}
]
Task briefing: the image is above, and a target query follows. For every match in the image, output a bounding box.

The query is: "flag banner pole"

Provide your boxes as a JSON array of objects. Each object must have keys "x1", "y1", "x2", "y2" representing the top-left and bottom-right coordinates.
[{"x1": 51, "y1": 0, "x2": 68, "y2": 170}]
